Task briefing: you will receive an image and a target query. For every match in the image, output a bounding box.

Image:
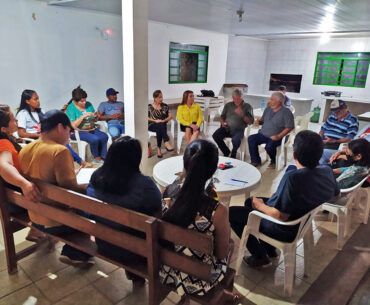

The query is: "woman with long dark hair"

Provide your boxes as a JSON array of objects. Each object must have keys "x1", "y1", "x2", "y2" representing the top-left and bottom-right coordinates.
[
  {"x1": 87, "y1": 136, "x2": 162, "y2": 284},
  {"x1": 160, "y1": 139, "x2": 236, "y2": 302},
  {"x1": 176, "y1": 90, "x2": 203, "y2": 145},
  {"x1": 16, "y1": 90, "x2": 42, "y2": 139},
  {"x1": 148, "y1": 90, "x2": 174, "y2": 158},
  {"x1": 66, "y1": 86, "x2": 108, "y2": 164},
  {"x1": 0, "y1": 104, "x2": 44, "y2": 241}
]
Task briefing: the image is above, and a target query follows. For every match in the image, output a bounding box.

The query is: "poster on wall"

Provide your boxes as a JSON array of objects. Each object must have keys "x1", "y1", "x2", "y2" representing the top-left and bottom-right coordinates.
[{"x1": 269, "y1": 74, "x2": 302, "y2": 93}]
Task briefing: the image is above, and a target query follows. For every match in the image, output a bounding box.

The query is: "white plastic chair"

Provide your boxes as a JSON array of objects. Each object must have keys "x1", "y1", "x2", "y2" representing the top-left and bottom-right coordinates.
[
  {"x1": 235, "y1": 205, "x2": 321, "y2": 297},
  {"x1": 95, "y1": 121, "x2": 113, "y2": 148},
  {"x1": 322, "y1": 175, "x2": 369, "y2": 250},
  {"x1": 148, "y1": 119, "x2": 175, "y2": 149},
  {"x1": 197, "y1": 97, "x2": 224, "y2": 135},
  {"x1": 70, "y1": 130, "x2": 89, "y2": 160},
  {"x1": 293, "y1": 111, "x2": 313, "y2": 135}
]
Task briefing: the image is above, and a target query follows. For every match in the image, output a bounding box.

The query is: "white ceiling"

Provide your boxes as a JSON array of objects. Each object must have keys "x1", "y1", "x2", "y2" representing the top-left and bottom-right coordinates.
[{"x1": 45, "y1": 0, "x2": 370, "y2": 39}]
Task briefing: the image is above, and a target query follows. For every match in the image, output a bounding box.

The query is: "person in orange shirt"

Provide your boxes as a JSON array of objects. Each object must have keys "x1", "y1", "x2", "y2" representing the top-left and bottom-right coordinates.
[
  {"x1": 19, "y1": 110, "x2": 94, "y2": 267},
  {"x1": 0, "y1": 104, "x2": 44, "y2": 241}
]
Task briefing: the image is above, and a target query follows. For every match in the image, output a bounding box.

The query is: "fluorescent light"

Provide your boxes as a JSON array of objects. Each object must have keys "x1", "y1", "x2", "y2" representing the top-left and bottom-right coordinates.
[{"x1": 320, "y1": 33, "x2": 331, "y2": 44}]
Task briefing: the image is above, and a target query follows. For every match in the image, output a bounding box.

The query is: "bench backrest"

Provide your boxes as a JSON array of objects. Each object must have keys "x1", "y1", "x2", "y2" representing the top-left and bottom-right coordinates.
[{"x1": 0, "y1": 179, "x2": 215, "y2": 281}]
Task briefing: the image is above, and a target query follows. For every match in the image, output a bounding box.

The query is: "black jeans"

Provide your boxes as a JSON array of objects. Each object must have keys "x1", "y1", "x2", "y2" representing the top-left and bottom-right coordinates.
[
  {"x1": 148, "y1": 122, "x2": 169, "y2": 148},
  {"x1": 229, "y1": 198, "x2": 297, "y2": 258},
  {"x1": 212, "y1": 127, "x2": 244, "y2": 158}
]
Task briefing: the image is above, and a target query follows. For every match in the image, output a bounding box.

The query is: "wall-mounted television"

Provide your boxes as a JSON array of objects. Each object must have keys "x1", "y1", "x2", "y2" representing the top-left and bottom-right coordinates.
[{"x1": 269, "y1": 73, "x2": 303, "y2": 93}]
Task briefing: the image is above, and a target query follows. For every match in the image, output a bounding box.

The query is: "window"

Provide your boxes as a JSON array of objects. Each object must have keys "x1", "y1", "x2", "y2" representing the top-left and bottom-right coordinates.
[
  {"x1": 169, "y1": 42, "x2": 208, "y2": 84},
  {"x1": 313, "y1": 52, "x2": 370, "y2": 88},
  {"x1": 269, "y1": 74, "x2": 302, "y2": 93}
]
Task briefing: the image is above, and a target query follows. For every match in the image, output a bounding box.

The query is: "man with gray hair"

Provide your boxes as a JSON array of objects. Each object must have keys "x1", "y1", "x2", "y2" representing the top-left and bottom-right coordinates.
[
  {"x1": 212, "y1": 89, "x2": 254, "y2": 158},
  {"x1": 248, "y1": 92, "x2": 294, "y2": 168}
]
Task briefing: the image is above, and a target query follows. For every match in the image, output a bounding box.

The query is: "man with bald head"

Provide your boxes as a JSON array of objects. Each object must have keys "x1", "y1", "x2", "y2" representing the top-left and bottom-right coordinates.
[{"x1": 248, "y1": 92, "x2": 294, "y2": 168}]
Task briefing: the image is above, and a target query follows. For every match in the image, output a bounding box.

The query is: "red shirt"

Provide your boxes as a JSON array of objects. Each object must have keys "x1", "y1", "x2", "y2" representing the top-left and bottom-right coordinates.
[{"x1": 0, "y1": 139, "x2": 20, "y2": 171}]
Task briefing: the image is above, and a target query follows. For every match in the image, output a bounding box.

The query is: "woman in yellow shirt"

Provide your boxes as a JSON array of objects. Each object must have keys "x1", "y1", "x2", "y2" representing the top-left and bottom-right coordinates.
[{"x1": 177, "y1": 90, "x2": 203, "y2": 144}]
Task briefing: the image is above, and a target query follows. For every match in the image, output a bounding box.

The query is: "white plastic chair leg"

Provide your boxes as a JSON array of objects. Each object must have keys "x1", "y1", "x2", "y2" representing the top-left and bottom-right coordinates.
[
  {"x1": 235, "y1": 231, "x2": 250, "y2": 275},
  {"x1": 357, "y1": 188, "x2": 369, "y2": 224},
  {"x1": 303, "y1": 224, "x2": 314, "y2": 277},
  {"x1": 337, "y1": 211, "x2": 346, "y2": 250},
  {"x1": 283, "y1": 248, "x2": 296, "y2": 297}
]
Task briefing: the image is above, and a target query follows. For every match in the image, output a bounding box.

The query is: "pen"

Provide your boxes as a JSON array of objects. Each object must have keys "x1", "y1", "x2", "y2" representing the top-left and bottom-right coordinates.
[{"x1": 231, "y1": 179, "x2": 248, "y2": 183}]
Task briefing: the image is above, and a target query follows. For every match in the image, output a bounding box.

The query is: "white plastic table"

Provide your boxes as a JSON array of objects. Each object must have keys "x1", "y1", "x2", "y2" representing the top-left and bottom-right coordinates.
[{"x1": 153, "y1": 156, "x2": 261, "y2": 201}]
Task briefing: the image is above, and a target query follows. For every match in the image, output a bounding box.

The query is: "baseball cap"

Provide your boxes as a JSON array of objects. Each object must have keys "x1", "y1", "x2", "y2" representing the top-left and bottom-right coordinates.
[
  {"x1": 279, "y1": 85, "x2": 287, "y2": 91},
  {"x1": 330, "y1": 99, "x2": 346, "y2": 112},
  {"x1": 40, "y1": 110, "x2": 74, "y2": 133},
  {"x1": 106, "y1": 88, "x2": 119, "y2": 96}
]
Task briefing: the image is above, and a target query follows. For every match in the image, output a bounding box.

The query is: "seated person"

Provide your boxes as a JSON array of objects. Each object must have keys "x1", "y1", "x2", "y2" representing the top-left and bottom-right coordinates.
[
  {"x1": 148, "y1": 90, "x2": 174, "y2": 158},
  {"x1": 66, "y1": 86, "x2": 108, "y2": 164},
  {"x1": 98, "y1": 88, "x2": 125, "y2": 141},
  {"x1": 87, "y1": 136, "x2": 161, "y2": 285},
  {"x1": 248, "y1": 92, "x2": 294, "y2": 168},
  {"x1": 0, "y1": 104, "x2": 44, "y2": 241},
  {"x1": 278, "y1": 85, "x2": 293, "y2": 111},
  {"x1": 16, "y1": 90, "x2": 42, "y2": 139},
  {"x1": 212, "y1": 89, "x2": 253, "y2": 158},
  {"x1": 329, "y1": 138, "x2": 370, "y2": 189},
  {"x1": 19, "y1": 110, "x2": 93, "y2": 266},
  {"x1": 319, "y1": 100, "x2": 359, "y2": 164},
  {"x1": 177, "y1": 90, "x2": 203, "y2": 145},
  {"x1": 230, "y1": 130, "x2": 340, "y2": 268},
  {"x1": 160, "y1": 139, "x2": 237, "y2": 302}
]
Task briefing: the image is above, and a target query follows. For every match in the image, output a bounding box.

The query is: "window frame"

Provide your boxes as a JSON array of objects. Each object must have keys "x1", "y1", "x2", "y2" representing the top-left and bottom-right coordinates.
[
  {"x1": 313, "y1": 52, "x2": 370, "y2": 88},
  {"x1": 168, "y1": 42, "x2": 209, "y2": 84}
]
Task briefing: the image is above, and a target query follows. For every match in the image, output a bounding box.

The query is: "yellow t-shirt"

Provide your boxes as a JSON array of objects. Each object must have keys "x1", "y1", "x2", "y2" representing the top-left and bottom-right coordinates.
[
  {"x1": 19, "y1": 138, "x2": 77, "y2": 226},
  {"x1": 177, "y1": 103, "x2": 203, "y2": 127}
]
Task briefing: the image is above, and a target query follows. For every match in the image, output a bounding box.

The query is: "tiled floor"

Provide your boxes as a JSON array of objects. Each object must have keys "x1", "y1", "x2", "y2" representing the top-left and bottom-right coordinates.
[{"x1": 0, "y1": 120, "x2": 368, "y2": 305}]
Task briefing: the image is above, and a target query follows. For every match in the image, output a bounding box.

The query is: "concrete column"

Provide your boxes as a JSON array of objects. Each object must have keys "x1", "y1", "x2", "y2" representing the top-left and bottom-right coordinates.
[{"x1": 122, "y1": 0, "x2": 149, "y2": 173}]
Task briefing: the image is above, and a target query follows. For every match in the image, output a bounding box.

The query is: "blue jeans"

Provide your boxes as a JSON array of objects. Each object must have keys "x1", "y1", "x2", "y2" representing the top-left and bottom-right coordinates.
[
  {"x1": 32, "y1": 223, "x2": 92, "y2": 261},
  {"x1": 319, "y1": 149, "x2": 338, "y2": 165},
  {"x1": 108, "y1": 124, "x2": 125, "y2": 138},
  {"x1": 70, "y1": 129, "x2": 108, "y2": 158},
  {"x1": 248, "y1": 132, "x2": 282, "y2": 164},
  {"x1": 212, "y1": 127, "x2": 244, "y2": 158}
]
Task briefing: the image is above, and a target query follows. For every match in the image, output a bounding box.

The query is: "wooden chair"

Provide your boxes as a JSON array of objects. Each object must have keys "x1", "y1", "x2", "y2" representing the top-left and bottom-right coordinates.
[{"x1": 0, "y1": 179, "x2": 235, "y2": 305}]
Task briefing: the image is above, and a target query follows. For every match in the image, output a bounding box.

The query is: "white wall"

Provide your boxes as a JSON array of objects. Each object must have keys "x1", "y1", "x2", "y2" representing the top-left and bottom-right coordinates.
[
  {"x1": 0, "y1": 0, "x2": 123, "y2": 112},
  {"x1": 263, "y1": 37, "x2": 370, "y2": 107},
  {"x1": 225, "y1": 36, "x2": 268, "y2": 94},
  {"x1": 148, "y1": 22, "x2": 229, "y2": 99}
]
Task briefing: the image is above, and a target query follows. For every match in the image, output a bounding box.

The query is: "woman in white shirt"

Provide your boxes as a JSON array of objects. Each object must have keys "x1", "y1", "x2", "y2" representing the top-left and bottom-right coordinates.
[{"x1": 16, "y1": 90, "x2": 42, "y2": 139}]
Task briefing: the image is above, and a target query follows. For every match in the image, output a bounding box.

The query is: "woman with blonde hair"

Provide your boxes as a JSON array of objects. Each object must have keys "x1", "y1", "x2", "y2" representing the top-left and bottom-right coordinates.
[{"x1": 177, "y1": 90, "x2": 203, "y2": 144}]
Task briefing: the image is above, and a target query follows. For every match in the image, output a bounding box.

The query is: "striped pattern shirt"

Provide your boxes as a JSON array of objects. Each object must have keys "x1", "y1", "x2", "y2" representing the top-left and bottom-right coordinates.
[{"x1": 321, "y1": 111, "x2": 359, "y2": 140}]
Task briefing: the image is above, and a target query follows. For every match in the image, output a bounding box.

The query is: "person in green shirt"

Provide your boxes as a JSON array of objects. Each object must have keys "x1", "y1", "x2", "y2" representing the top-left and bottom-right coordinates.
[{"x1": 66, "y1": 86, "x2": 108, "y2": 164}]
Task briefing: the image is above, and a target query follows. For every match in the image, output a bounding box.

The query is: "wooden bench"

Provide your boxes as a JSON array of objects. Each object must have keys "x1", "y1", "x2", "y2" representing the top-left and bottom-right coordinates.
[{"x1": 0, "y1": 179, "x2": 235, "y2": 305}]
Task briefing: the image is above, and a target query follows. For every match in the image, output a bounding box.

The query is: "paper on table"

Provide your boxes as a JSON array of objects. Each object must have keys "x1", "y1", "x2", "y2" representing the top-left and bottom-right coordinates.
[
  {"x1": 224, "y1": 179, "x2": 246, "y2": 187},
  {"x1": 77, "y1": 168, "x2": 97, "y2": 185}
]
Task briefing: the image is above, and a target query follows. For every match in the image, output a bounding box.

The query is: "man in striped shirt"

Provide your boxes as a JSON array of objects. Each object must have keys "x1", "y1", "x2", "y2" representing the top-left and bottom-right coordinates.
[{"x1": 319, "y1": 99, "x2": 359, "y2": 164}]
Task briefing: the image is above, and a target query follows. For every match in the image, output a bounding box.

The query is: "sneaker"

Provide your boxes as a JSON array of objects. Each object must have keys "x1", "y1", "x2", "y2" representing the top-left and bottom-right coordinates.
[
  {"x1": 267, "y1": 162, "x2": 276, "y2": 169},
  {"x1": 59, "y1": 255, "x2": 95, "y2": 267},
  {"x1": 243, "y1": 255, "x2": 271, "y2": 268},
  {"x1": 92, "y1": 159, "x2": 104, "y2": 165}
]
